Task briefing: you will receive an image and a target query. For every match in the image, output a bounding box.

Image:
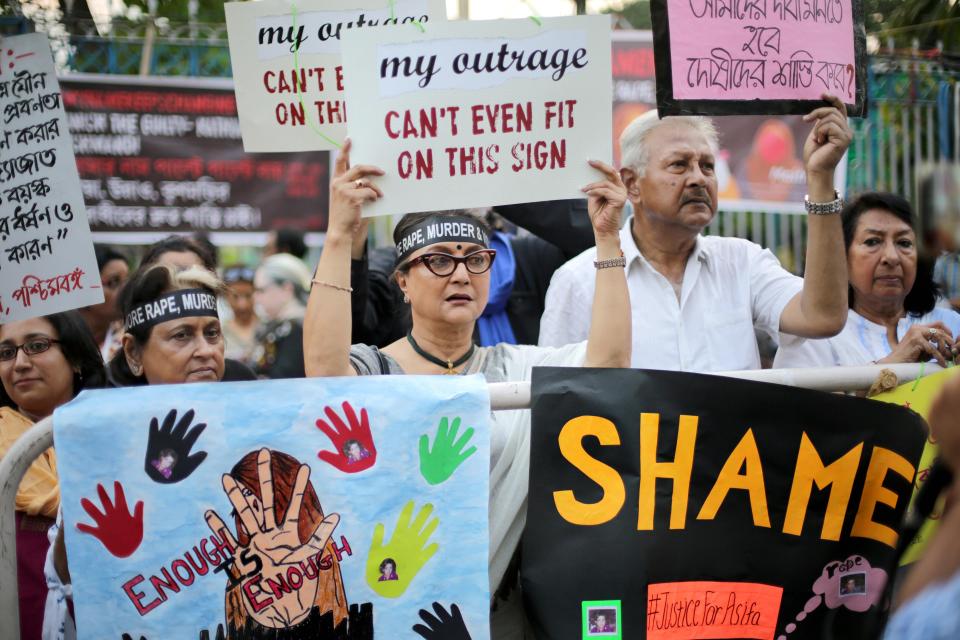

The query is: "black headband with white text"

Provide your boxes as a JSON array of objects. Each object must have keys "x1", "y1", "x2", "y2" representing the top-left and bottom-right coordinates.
[
  {"x1": 396, "y1": 216, "x2": 490, "y2": 263},
  {"x1": 125, "y1": 289, "x2": 219, "y2": 333}
]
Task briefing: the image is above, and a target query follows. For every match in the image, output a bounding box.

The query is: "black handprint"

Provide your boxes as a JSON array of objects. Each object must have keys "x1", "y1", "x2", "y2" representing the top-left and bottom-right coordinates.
[
  {"x1": 144, "y1": 409, "x2": 207, "y2": 484},
  {"x1": 121, "y1": 635, "x2": 147, "y2": 640},
  {"x1": 412, "y1": 602, "x2": 472, "y2": 640}
]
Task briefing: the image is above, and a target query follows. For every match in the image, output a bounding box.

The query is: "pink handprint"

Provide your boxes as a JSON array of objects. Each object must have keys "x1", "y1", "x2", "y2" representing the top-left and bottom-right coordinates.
[
  {"x1": 315, "y1": 401, "x2": 377, "y2": 473},
  {"x1": 76, "y1": 481, "x2": 144, "y2": 558}
]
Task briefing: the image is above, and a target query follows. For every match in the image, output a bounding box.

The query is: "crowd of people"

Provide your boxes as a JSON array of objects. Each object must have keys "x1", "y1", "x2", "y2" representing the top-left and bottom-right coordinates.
[{"x1": 2, "y1": 93, "x2": 960, "y2": 639}]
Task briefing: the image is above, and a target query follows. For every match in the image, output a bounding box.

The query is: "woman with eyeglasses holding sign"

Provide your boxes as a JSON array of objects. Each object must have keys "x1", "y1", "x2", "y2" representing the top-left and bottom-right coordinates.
[
  {"x1": 0, "y1": 311, "x2": 105, "y2": 640},
  {"x1": 304, "y1": 141, "x2": 631, "y2": 635}
]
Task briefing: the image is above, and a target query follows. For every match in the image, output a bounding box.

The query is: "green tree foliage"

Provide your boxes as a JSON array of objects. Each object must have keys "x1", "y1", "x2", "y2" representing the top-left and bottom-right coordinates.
[
  {"x1": 124, "y1": 0, "x2": 226, "y2": 23},
  {"x1": 605, "y1": 0, "x2": 652, "y2": 29},
  {"x1": 874, "y1": 0, "x2": 960, "y2": 51}
]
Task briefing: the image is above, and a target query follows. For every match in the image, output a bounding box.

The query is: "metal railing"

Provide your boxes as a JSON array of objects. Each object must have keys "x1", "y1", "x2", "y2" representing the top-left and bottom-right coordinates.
[{"x1": 0, "y1": 363, "x2": 943, "y2": 639}]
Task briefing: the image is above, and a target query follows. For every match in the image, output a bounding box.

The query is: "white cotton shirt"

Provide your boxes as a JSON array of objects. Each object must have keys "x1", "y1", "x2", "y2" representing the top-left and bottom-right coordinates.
[
  {"x1": 539, "y1": 222, "x2": 803, "y2": 371},
  {"x1": 774, "y1": 307, "x2": 960, "y2": 367}
]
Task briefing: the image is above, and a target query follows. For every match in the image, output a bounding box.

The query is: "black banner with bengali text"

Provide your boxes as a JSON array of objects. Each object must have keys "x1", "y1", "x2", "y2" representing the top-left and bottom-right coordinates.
[{"x1": 60, "y1": 76, "x2": 329, "y2": 234}]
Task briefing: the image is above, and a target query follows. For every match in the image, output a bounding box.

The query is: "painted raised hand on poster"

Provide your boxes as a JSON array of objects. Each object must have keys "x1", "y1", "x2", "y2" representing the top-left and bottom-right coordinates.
[
  {"x1": 76, "y1": 481, "x2": 144, "y2": 558},
  {"x1": 54, "y1": 377, "x2": 490, "y2": 638},
  {"x1": 315, "y1": 401, "x2": 378, "y2": 472},
  {"x1": 413, "y1": 602, "x2": 473, "y2": 639},
  {"x1": 419, "y1": 416, "x2": 477, "y2": 485},
  {"x1": 144, "y1": 408, "x2": 208, "y2": 484},
  {"x1": 0, "y1": 33, "x2": 103, "y2": 321},
  {"x1": 366, "y1": 500, "x2": 439, "y2": 598},
  {"x1": 204, "y1": 448, "x2": 341, "y2": 628}
]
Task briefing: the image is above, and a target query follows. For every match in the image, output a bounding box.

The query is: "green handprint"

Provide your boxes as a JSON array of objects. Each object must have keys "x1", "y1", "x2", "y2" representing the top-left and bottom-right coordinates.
[
  {"x1": 366, "y1": 500, "x2": 439, "y2": 598},
  {"x1": 419, "y1": 417, "x2": 477, "y2": 486}
]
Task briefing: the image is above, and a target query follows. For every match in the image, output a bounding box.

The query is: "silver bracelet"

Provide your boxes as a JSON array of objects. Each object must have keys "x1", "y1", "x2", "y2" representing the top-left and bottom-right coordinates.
[
  {"x1": 593, "y1": 256, "x2": 627, "y2": 269},
  {"x1": 804, "y1": 190, "x2": 844, "y2": 215}
]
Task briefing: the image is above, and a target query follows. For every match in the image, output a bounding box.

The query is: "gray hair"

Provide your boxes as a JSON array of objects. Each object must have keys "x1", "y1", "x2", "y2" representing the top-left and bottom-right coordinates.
[
  {"x1": 619, "y1": 111, "x2": 719, "y2": 177},
  {"x1": 257, "y1": 253, "x2": 312, "y2": 302}
]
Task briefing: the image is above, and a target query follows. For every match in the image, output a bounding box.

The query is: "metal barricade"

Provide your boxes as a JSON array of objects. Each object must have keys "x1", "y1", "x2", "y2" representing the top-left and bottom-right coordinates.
[{"x1": 0, "y1": 363, "x2": 942, "y2": 639}]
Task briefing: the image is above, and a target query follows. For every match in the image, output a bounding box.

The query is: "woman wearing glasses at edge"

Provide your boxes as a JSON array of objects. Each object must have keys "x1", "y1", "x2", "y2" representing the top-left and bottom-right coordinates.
[
  {"x1": 0, "y1": 311, "x2": 106, "y2": 640},
  {"x1": 304, "y1": 141, "x2": 631, "y2": 636}
]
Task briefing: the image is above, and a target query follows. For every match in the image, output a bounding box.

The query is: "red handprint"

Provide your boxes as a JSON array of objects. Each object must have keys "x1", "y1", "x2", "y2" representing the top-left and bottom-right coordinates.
[
  {"x1": 76, "y1": 481, "x2": 144, "y2": 558},
  {"x1": 315, "y1": 401, "x2": 377, "y2": 473}
]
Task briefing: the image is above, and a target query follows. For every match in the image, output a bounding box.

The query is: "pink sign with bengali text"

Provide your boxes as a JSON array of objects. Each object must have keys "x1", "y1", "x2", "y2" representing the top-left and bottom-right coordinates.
[{"x1": 668, "y1": 0, "x2": 857, "y2": 102}]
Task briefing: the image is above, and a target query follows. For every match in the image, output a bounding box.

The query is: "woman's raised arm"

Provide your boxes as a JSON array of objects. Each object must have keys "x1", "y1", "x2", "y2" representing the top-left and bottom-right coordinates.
[
  {"x1": 304, "y1": 141, "x2": 384, "y2": 377},
  {"x1": 582, "y1": 160, "x2": 631, "y2": 369}
]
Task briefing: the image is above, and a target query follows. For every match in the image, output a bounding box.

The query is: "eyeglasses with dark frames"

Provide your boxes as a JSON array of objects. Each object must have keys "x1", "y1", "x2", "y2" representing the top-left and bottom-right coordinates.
[
  {"x1": 0, "y1": 337, "x2": 62, "y2": 362},
  {"x1": 404, "y1": 249, "x2": 497, "y2": 277}
]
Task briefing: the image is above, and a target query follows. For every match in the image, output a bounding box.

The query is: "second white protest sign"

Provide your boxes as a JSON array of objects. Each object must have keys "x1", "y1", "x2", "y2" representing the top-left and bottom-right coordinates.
[{"x1": 340, "y1": 15, "x2": 613, "y2": 217}]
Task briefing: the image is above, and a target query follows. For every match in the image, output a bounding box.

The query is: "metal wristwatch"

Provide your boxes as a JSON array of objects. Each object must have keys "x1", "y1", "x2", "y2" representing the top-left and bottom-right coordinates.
[{"x1": 804, "y1": 190, "x2": 844, "y2": 215}]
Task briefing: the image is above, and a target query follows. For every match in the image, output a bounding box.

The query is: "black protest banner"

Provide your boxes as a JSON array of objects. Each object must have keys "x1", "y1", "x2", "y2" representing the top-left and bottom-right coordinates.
[
  {"x1": 60, "y1": 76, "x2": 329, "y2": 234},
  {"x1": 523, "y1": 368, "x2": 926, "y2": 640},
  {"x1": 649, "y1": 0, "x2": 868, "y2": 117}
]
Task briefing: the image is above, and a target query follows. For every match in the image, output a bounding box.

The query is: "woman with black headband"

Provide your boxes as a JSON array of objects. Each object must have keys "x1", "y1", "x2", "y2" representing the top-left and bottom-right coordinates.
[
  {"x1": 304, "y1": 141, "x2": 631, "y2": 635},
  {"x1": 45, "y1": 264, "x2": 226, "y2": 637}
]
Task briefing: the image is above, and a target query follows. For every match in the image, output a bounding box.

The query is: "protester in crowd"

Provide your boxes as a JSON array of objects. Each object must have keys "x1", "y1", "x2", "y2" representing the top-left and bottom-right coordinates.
[
  {"x1": 77, "y1": 245, "x2": 129, "y2": 362},
  {"x1": 130, "y1": 237, "x2": 256, "y2": 382},
  {"x1": 108, "y1": 265, "x2": 226, "y2": 386},
  {"x1": 138, "y1": 234, "x2": 217, "y2": 272},
  {"x1": 934, "y1": 251, "x2": 960, "y2": 311},
  {"x1": 220, "y1": 265, "x2": 259, "y2": 368},
  {"x1": 883, "y1": 371, "x2": 960, "y2": 639},
  {"x1": 304, "y1": 141, "x2": 630, "y2": 636},
  {"x1": 351, "y1": 201, "x2": 594, "y2": 347},
  {"x1": 775, "y1": 193, "x2": 960, "y2": 367},
  {"x1": 264, "y1": 227, "x2": 308, "y2": 261},
  {"x1": 46, "y1": 265, "x2": 227, "y2": 639},
  {"x1": 253, "y1": 253, "x2": 311, "y2": 379},
  {"x1": 0, "y1": 311, "x2": 105, "y2": 640},
  {"x1": 540, "y1": 94, "x2": 852, "y2": 371}
]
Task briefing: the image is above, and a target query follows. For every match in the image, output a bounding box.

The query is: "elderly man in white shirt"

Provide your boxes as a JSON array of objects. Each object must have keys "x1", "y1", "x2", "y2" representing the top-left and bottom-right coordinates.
[{"x1": 540, "y1": 94, "x2": 852, "y2": 371}]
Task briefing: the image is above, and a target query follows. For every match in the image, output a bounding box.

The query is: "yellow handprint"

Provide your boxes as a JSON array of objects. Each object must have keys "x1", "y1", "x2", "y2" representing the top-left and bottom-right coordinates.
[{"x1": 366, "y1": 501, "x2": 439, "y2": 598}]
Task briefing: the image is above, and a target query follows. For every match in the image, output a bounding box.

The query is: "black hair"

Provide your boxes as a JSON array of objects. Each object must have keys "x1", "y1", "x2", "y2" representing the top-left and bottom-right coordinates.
[
  {"x1": 379, "y1": 558, "x2": 396, "y2": 572},
  {"x1": 108, "y1": 265, "x2": 221, "y2": 387},
  {"x1": 191, "y1": 232, "x2": 219, "y2": 269},
  {"x1": 392, "y1": 210, "x2": 492, "y2": 272},
  {"x1": 139, "y1": 235, "x2": 217, "y2": 272},
  {"x1": 842, "y1": 192, "x2": 940, "y2": 316},
  {"x1": 94, "y1": 244, "x2": 127, "y2": 273},
  {"x1": 273, "y1": 228, "x2": 308, "y2": 260},
  {"x1": 0, "y1": 310, "x2": 106, "y2": 409}
]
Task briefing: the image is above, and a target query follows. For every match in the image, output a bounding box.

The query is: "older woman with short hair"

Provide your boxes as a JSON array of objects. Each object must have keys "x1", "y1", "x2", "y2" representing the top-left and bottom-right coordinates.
[
  {"x1": 775, "y1": 192, "x2": 960, "y2": 368},
  {"x1": 304, "y1": 142, "x2": 631, "y2": 636},
  {"x1": 253, "y1": 253, "x2": 312, "y2": 379}
]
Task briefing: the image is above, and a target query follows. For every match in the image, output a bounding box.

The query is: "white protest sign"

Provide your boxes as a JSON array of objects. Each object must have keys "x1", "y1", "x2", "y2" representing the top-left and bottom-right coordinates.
[
  {"x1": 0, "y1": 33, "x2": 103, "y2": 322},
  {"x1": 340, "y1": 15, "x2": 613, "y2": 218},
  {"x1": 225, "y1": 0, "x2": 447, "y2": 152}
]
